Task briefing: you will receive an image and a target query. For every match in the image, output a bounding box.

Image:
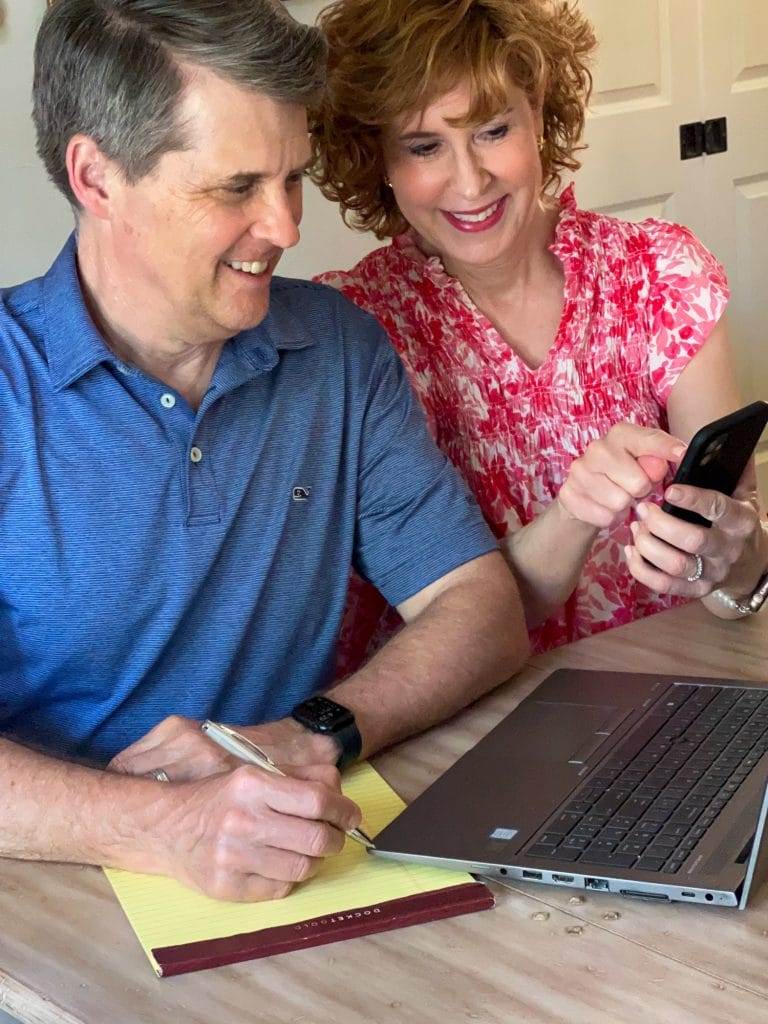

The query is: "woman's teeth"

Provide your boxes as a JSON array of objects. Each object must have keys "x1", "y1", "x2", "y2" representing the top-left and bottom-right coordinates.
[
  {"x1": 451, "y1": 200, "x2": 503, "y2": 223},
  {"x1": 227, "y1": 260, "x2": 268, "y2": 274}
]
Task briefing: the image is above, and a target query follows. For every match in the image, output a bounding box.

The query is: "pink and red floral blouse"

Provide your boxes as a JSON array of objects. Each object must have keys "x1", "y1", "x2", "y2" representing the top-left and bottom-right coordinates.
[{"x1": 317, "y1": 186, "x2": 729, "y2": 672}]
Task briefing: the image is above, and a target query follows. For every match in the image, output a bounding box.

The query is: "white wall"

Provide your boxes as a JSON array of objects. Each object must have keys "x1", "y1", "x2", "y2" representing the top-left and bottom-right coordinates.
[
  {"x1": 0, "y1": 2, "x2": 74, "y2": 286},
  {"x1": 279, "y1": 0, "x2": 380, "y2": 280},
  {"x1": 0, "y1": 0, "x2": 375, "y2": 287}
]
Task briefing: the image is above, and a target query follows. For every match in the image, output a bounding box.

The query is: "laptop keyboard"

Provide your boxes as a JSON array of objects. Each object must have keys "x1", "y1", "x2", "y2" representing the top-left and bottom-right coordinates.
[{"x1": 525, "y1": 683, "x2": 768, "y2": 874}]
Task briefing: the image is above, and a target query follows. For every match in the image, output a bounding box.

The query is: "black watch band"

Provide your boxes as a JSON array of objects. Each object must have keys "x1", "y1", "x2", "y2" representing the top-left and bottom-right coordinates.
[{"x1": 290, "y1": 695, "x2": 362, "y2": 770}]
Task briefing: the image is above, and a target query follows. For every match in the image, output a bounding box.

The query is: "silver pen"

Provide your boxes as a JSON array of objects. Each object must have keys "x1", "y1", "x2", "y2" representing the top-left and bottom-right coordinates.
[{"x1": 201, "y1": 720, "x2": 374, "y2": 849}]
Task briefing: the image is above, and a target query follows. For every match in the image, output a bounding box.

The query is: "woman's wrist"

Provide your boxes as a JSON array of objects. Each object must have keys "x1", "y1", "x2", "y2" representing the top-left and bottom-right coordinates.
[
  {"x1": 553, "y1": 494, "x2": 602, "y2": 539},
  {"x1": 722, "y1": 516, "x2": 768, "y2": 596},
  {"x1": 705, "y1": 516, "x2": 768, "y2": 617}
]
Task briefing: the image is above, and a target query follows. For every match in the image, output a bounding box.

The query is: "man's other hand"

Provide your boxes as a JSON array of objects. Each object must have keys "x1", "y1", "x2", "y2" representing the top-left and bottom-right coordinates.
[{"x1": 108, "y1": 714, "x2": 338, "y2": 782}]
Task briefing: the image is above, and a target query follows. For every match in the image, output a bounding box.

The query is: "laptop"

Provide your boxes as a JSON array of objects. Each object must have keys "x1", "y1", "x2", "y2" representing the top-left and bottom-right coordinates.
[{"x1": 371, "y1": 670, "x2": 768, "y2": 908}]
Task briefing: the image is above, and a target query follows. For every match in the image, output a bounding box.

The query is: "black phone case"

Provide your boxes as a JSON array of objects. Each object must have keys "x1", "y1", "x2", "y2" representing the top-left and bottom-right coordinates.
[{"x1": 661, "y1": 401, "x2": 768, "y2": 527}]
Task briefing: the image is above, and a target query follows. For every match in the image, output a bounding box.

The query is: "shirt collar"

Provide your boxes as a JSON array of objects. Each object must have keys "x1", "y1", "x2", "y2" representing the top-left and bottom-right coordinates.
[
  {"x1": 43, "y1": 234, "x2": 120, "y2": 392},
  {"x1": 42, "y1": 237, "x2": 315, "y2": 393}
]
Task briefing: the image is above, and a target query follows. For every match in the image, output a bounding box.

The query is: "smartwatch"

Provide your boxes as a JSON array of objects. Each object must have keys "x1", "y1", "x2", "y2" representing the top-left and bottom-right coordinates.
[{"x1": 290, "y1": 695, "x2": 362, "y2": 770}]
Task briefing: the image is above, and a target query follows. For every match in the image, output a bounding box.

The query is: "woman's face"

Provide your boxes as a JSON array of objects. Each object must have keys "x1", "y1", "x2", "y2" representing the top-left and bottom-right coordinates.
[{"x1": 383, "y1": 80, "x2": 545, "y2": 274}]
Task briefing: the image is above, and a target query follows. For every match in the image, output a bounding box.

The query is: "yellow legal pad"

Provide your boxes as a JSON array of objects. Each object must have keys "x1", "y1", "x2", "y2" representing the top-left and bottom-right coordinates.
[{"x1": 105, "y1": 763, "x2": 491, "y2": 976}]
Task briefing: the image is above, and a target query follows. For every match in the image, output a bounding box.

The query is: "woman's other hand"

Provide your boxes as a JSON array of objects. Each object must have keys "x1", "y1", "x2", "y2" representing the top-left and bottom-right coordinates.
[
  {"x1": 557, "y1": 422, "x2": 687, "y2": 530},
  {"x1": 625, "y1": 474, "x2": 761, "y2": 597}
]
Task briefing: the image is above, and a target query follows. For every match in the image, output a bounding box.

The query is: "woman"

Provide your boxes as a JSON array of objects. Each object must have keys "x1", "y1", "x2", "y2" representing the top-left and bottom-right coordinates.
[{"x1": 311, "y1": 0, "x2": 766, "y2": 670}]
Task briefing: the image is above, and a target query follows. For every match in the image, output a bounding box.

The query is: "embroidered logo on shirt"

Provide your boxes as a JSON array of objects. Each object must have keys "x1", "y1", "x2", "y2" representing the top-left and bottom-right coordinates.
[{"x1": 292, "y1": 486, "x2": 312, "y2": 502}]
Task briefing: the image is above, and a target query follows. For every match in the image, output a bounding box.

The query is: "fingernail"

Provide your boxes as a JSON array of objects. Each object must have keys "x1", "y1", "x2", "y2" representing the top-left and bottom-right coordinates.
[
  {"x1": 623, "y1": 545, "x2": 632, "y2": 560},
  {"x1": 672, "y1": 444, "x2": 687, "y2": 460},
  {"x1": 629, "y1": 521, "x2": 639, "y2": 539},
  {"x1": 636, "y1": 503, "x2": 649, "y2": 520},
  {"x1": 667, "y1": 487, "x2": 682, "y2": 502}
]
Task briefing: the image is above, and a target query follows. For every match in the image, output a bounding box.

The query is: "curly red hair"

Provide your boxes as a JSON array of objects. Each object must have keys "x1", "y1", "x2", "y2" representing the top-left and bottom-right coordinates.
[{"x1": 311, "y1": 0, "x2": 596, "y2": 239}]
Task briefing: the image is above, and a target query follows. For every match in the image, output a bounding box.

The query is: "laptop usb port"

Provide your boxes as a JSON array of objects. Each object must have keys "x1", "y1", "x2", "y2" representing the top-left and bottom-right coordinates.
[
  {"x1": 551, "y1": 874, "x2": 574, "y2": 883},
  {"x1": 585, "y1": 877, "x2": 609, "y2": 891},
  {"x1": 522, "y1": 870, "x2": 542, "y2": 880}
]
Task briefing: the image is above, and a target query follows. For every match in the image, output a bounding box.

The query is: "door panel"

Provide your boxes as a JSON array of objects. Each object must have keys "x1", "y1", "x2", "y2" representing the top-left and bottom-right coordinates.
[
  {"x1": 575, "y1": 0, "x2": 704, "y2": 228},
  {"x1": 701, "y1": 0, "x2": 768, "y2": 463}
]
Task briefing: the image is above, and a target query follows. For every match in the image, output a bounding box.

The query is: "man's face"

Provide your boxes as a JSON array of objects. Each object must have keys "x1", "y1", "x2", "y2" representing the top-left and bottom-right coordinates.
[{"x1": 106, "y1": 66, "x2": 311, "y2": 343}]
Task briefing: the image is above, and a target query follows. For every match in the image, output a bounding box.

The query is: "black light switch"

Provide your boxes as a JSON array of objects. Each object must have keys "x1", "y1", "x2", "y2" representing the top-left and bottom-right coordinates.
[
  {"x1": 680, "y1": 122, "x2": 705, "y2": 160},
  {"x1": 704, "y1": 117, "x2": 728, "y2": 155}
]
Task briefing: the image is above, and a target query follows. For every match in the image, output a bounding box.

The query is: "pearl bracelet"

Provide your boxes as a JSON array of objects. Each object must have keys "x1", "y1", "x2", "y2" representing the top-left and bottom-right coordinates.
[{"x1": 709, "y1": 569, "x2": 768, "y2": 617}]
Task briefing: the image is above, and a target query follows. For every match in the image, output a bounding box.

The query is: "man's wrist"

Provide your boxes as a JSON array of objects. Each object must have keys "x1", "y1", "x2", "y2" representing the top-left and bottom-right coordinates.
[
  {"x1": 290, "y1": 695, "x2": 362, "y2": 769},
  {"x1": 282, "y1": 717, "x2": 340, "y2": 765},
  {"x1": 91, "y1": 771, "x2": 180, "y2": 875}
]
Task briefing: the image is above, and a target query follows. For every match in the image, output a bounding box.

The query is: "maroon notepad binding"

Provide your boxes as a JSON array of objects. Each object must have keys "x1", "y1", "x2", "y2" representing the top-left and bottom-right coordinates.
[{"x1": 152, "y1": 881, "x2": 494, "y2": 977}]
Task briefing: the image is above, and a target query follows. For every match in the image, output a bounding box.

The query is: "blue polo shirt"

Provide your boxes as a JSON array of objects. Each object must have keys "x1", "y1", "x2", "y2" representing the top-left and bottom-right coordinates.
[{"x1": 0, "y1": 237, "x2": 496, "y2": 764}]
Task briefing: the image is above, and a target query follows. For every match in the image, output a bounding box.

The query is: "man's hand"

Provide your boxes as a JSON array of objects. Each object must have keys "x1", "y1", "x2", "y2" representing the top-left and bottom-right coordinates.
[
  {"x1": 625, "y1": 476, "x2": 761, "y2": 597},
  {"x1": 108, "y1": 715, "x2": 338, "y2": 782},
  {"x1": 557, "y1": 422, "x2": 687, "y2": 529},
  {"x1": 146, "y1": 764, "x2": 361, "y2": 902}
]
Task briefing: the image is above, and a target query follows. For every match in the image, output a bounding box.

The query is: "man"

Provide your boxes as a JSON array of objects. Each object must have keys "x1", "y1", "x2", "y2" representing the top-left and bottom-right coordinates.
[{"x1": 0, "y1": 0, "x2": 527, "y2": 902}]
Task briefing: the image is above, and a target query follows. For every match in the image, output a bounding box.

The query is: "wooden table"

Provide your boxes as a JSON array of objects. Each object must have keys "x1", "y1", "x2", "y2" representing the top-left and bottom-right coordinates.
[{"x1": 2, "y1": 602, "x2": 767, "y2": 1024}]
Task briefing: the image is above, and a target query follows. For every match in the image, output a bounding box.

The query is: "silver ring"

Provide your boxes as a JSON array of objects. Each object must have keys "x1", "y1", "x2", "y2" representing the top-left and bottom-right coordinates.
[
  {"x1": 148, "y1": 768, "x2": 170, "y2": 783},
  {"x1": 686, "y1": 554, "x2": 704, "y2": 583}
]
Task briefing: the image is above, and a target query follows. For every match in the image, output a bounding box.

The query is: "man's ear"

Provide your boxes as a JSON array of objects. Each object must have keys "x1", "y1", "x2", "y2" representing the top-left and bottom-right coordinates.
[{"x1": 65, "y1": 134, "x2": 120, "y2": 219}]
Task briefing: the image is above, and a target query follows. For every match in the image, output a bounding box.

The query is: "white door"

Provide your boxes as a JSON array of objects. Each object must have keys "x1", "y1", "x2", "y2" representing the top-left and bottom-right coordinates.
[
  {"x1": 699, "y1": 0, "x2": 768, "y2": 482},
  {"x1": 576, "y1": 0, "x2": 768, "y2": 489},
  {"x1": 575, "y1": 0, "x2": 705, "y2": 228}
]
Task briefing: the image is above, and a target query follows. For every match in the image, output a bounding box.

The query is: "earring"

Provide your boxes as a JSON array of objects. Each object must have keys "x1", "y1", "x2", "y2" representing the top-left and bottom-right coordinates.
[
  {"x1": 536, "y1": 135, "x2": 545, "y2": 152},
  {"x1": 384, "y1": 178, "x2": 393, "y2": 188}
]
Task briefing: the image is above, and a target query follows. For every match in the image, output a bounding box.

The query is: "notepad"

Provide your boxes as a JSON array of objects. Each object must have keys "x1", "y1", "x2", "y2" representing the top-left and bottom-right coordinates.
[{"x1": 105, "y1": 763, "x2": 493, "y2": 976}]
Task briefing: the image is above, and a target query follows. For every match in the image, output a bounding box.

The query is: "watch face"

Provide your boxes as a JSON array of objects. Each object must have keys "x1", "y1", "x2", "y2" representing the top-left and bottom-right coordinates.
[{"x1": 295, "y1": 696, "x2": 354, "y2": 733}]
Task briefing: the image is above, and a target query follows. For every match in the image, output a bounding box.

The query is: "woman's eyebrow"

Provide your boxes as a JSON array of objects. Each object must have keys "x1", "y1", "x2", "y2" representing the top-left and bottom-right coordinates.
[
  {"x1": 397, "y1": 106, "x2": 517, "y2": 141},
  {"x1": 397, "y1": 129, "x2": 440, "y2": 142}
]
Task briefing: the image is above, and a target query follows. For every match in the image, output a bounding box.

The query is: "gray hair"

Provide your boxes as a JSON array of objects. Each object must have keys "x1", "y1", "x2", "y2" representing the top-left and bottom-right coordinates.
[{"x1": 33, "y1": 0, "x2": 327, "y2": 207}]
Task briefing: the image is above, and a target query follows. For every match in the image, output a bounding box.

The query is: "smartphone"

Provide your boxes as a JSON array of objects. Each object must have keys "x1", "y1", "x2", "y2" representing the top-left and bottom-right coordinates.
[{"x1": 661, "y1": 400, "x2": 768, "y2": 527}]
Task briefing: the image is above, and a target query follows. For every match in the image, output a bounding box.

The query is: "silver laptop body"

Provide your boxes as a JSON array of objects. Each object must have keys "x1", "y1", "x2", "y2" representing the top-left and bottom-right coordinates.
[{"x1": 371, "y1": 671, "x2": 768, "y2": 908}]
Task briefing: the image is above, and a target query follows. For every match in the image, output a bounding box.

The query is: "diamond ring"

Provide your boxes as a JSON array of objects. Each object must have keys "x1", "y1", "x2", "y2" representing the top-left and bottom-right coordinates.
[
  {"x1": 686, "y1": 554, "x2": 704, "y2": 583},
  {"x1": 148, "y1": 768, "x2": 171, "y2": 783}
]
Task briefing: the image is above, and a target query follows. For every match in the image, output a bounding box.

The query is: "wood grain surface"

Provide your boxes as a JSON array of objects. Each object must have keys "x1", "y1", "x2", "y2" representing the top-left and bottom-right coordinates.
[{"x1": 1, "y1": 603, "x2": 766, "y2": 1024}]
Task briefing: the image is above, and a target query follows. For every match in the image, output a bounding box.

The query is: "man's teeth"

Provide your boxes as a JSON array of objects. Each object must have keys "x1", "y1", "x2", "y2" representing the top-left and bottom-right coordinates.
[
  {"x1": 227, "y1": 260, "x2": 268, "y2": 274},
  {"x1": 451, "y1": 200, "x2": 502, "y2": 223}
]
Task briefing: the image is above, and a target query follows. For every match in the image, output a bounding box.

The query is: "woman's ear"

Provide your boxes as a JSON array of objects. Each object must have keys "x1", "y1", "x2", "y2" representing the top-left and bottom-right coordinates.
[{"x1": 529, "y1": 92, "x2": 545, "y2": 139}]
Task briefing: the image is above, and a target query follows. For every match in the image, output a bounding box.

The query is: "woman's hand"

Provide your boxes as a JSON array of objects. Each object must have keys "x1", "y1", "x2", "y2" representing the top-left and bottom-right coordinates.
[
  {"x1": 624, "y1": 476, "x2": 760, "y2": 597},
  {"x1": 557, "y1": 422, "x2": 687, "y2": 529}
]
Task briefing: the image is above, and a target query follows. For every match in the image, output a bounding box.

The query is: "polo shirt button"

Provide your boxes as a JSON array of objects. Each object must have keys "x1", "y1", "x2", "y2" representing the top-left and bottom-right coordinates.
[
  {"x1": 190, "y1": 446, "x2": 203, "y2": 464},
  {"x1": 160, "y1": 393, "x2": 176, "y2": 409}
]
